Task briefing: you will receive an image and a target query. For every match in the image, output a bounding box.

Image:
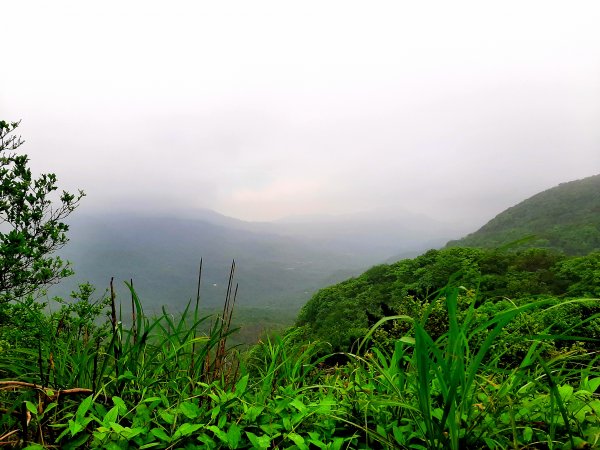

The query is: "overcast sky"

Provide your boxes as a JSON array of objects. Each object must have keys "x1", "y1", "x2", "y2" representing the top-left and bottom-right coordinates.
[{"x1": 2, "y1": 1, "x2": 599, "y2": 226}]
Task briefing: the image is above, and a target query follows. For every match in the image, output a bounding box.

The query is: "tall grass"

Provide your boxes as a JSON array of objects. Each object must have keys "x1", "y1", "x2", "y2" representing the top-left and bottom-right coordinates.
[
  {"x1": 0, "y1": 262, "x2": 243, "y2": 448},
  {"x1": 343, "y1": 287, "x2": 600, "y2": 449},
  {"x1": 0, "y1": 272, "x2": 598, "y2": 448}
]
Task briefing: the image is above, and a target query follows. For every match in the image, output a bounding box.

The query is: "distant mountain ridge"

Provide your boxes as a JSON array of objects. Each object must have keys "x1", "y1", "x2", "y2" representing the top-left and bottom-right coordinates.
[
  {"x1": 50, "y1": 207, "x2": 465, "y2": 313},
  {"x1": 447, "y1": 174, "x2": 600, "y2": 255}
]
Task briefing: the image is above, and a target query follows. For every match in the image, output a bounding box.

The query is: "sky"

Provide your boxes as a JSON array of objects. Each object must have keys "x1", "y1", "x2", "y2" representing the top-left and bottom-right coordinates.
[{"x1": 2, "y1": 1, "x2": 600, "y2": 226}]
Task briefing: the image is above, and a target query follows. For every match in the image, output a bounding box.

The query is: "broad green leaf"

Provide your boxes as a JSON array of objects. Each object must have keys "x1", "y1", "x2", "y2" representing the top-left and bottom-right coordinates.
[
  {"x1": 235, "y1": 374, "x2": 249, "y2": 393},
  {"x1": 122, "y1": 427, "x2": 144, "y2": 439},
  {"x1": 292, "y1": 412, "x2": 305, "y2": 426},
  {"x1": 118, "y1": 370, "x2": 135, "y2": 381},
  {"x1": 110, "y1": 422, "x2": 126, "y2": 433},
  {"x1": 244, "y1": 405, "x2": 264, "y2": 422},
  {"x1": 260, "y1": 423, "x2": 281, "y2": 435},
  {"x1": 392, "y1": 425, "x2": 404, "y2": 444},
  {"x1": 307, "y1": 436, "x2": 327, "y2": 450},
  {"x1": 575, "y1": 405, "x2": 590, "y2": 423},
  {"x1": 174, "y1": 423, "x2": 204, "y2": 439},
  {"x1": 558, "y1": 384, "x2": 574, "y2": 400},
  {"x1": 246, "y1": 431, "x2": 271, "y2": 449},
  {"x1": 25, "y1": 401, "x2": 38, "y2": 415},
  {"x1": 227, "y1": 423, "x2": 241, "y2": 448},
  {"x1": 179, "y1": 401, "x2": 201, "y2": 419},
  {"x1": 150, "y1": 428, "x2": 171, "y2": 442},
  {"x1": 523, "y1": 426, "x2": 533, "y2": 443},
  {"x1": 583, "y1": 427, "x2": 600, "y2": 443},
  {"x1": 562, "y1": 437, "x2": 591, "y2": 450},
  {"x1": 399, "y1": 336, "x2": 416, "y2": 345},
  {"x1": 289, "y1": 398, "x2": 306, "y2": 413},
  {"x1": 307, "y1": 431, "x2": 320, "y2": 440},
  {"x1": 159, "y1": 410, "x2": 175, "y2": 424},
  {"x1": 218, "y1": 413, "x2": 228, "y2": 429},
  {"x1": 432, "y1": 408, "x2": 443, "y2": 420},
  {"x1": 587, "y1": 377, "x2": 600, "y2": 393},
  {"x1": 103, "y1": 405, "x2": 119, "y2": 425},
  {"x1": 207, "y1": 425, "x2": 229, "y2": 443},
  {"x1": 197, "y1": 432, "x2": 217, "y2": 447},
  {"x1": 257, "y1": 434, "x2": 273, "y2": 448},
  {"x1": 288, "y1": 432, "x2": 308, "y2": 450},
  {"x1": 61, "y1": 432, "x2": 90, "y2": 449},
  {"x1": 104, "y1": 443, "x2": 124, "y2": 450},
  {"x1": 68, "y1": 419, "x2": 84, "y2": 436},
  {"x1": 282, "y1": 416, "x2": 291, "y2": 431},
  {"x1": 331, "y1": 437, "x2": 345, "y2": 450},
  {"x1": 43, "y1": 402, "x2": 58, "y2": 415},
  {"x1": 112, "y1": 396, "x2": 127, "y2": 415}
]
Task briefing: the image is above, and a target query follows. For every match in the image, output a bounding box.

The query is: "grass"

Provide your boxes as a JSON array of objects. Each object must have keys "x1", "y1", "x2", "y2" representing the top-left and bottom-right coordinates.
[
  {"x1": 0, "y1": 273, "x2": 599, "y2": 448},
  {"x1": 340, "y1": 287, "x2": 600, "y2": 449}
]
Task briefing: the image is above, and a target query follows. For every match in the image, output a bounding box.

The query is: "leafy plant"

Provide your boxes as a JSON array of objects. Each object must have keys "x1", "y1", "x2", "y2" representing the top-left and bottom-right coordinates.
[{"x1": 0, "y1": 120, "x2": 84, "y2": 303}]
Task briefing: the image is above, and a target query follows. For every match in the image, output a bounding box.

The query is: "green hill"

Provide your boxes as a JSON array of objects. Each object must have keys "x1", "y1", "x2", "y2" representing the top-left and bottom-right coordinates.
[
  {"x1": 447, "y1": 174, "x2": 600, "y2": 255},
  {"x1": 295, "y1": 246, "x2": 600, "y2": 354},
  {"x1": 294, "y1": 175, "x2": 600, "y2": 360}
]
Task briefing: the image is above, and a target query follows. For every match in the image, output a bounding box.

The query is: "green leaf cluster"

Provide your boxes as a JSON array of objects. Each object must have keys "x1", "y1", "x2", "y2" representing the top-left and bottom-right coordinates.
[{"x1": 0, "y1": 120, "x2": 84, "y2": 302}]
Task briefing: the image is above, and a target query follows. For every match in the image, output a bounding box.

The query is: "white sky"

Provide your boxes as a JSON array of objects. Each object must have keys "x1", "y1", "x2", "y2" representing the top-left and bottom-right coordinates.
[{"x1": 2, "y1": 1, "x2": 600, "y2": 224}]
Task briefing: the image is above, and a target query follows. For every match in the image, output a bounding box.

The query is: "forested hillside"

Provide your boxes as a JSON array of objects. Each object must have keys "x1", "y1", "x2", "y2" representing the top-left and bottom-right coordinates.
[
  {"x1": 296, "y1": 247, "x2": 600, "y2": 355},
  {"x1": 447, "y1": 174, "x2": 600, "y2": 254},
  {"x1": 52, "y1": 208, "x2": 464, "y2": 314},
  {"x1": 2, "y1": 120, "x2": 599, "y2": 448}
]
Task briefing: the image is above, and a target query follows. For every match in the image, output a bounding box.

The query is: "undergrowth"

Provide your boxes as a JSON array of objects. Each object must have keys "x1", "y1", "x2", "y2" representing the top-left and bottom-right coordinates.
[{"x1": 0, "y1": 270, "x2": 598, "y2": 449}]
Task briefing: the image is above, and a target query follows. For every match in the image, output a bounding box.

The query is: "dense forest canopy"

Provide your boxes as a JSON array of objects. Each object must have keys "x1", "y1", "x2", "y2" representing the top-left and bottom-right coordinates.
[
  {"x1": 296, "y1": 247, "x2": 600, "y2": 356},
  {"x1": 447, "y1": 174, "x2": 600, "y2": 255}
]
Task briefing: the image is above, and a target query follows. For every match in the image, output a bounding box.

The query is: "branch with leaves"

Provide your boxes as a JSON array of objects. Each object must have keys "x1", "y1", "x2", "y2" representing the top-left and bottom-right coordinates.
[{"x1": 0, "y1": 120, "x2": 84, "y2": 301}]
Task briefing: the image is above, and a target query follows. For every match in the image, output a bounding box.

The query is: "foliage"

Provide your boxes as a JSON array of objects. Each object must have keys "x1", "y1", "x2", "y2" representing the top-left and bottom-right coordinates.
[
  {"x1": 0, "y1": 120, "x2": 84, "y2": 302},
  {"x1": 296, "y1": 247, "x2": 600, "y2": 355},
  {"x1": 335, "y1": 288, "x2": 600, "y2": 449},
  {"x1": 447, "y1": 173, "x2": 600, "y2": 255},
  {"x1": 0, "y1": 121, "x2": 599, "y2": 447},
  {"x1": 0, "y1": 281, "x2": 357, "y2": 449},
  {"x1": 555, "y1": 252, "x2": 600, "y2": 297},
  {"x1": 0, "y1": 271, "x2": 598, "y2": 448}
]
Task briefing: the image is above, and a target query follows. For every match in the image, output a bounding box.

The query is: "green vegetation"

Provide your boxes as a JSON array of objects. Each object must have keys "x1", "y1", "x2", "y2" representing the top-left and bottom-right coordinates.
[
  {"x1": 0, "y1": 121, "x2": 84, "y2": 302},
  {"x1": 0, "y1": 123, "x2": 599, "y2": 448},
  {"x1": 447, "y1": 174, "x2": 600, "y2": 255},
  {"x1": 1, "y1": 279, "x2": 598, "y2": 448},
  {"x1": 296, "y1": 247, "x2": 600, "y2": 357}
]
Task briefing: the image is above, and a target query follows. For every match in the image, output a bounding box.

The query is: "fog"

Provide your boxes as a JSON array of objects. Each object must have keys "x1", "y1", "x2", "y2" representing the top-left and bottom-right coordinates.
[{"x1": 2, "y1": 1, "x2": 599, "y2": 227}]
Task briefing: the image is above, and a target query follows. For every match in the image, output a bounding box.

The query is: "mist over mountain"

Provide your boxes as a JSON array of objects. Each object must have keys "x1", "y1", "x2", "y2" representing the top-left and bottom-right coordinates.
[
  {"x1": 447, "y1": 174, "x2": 600, "y2": 255},
  {"x1": 49, "y1": 208, "x2": 467, "y2": 313},
  {"x1": 295, "y1": 174, "x2": 600, "y2": 355}
]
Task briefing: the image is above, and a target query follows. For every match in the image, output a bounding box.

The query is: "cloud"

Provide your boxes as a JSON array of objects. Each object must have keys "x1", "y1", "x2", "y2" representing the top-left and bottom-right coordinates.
[{"x1": 1, "y1": 0, "x2": 599, "y2": 224}]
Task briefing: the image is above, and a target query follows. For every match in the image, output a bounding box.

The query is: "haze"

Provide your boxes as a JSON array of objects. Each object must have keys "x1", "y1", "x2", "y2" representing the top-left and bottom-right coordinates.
[{"x1": 2, "y1": 1, "x2": 599, "y2": 226}]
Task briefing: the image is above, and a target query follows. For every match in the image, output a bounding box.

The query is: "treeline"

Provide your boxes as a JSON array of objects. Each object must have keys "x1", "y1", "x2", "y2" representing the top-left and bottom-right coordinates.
[{"x1": 295, "y1": 247, "x2": 600, "y2": 359}]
